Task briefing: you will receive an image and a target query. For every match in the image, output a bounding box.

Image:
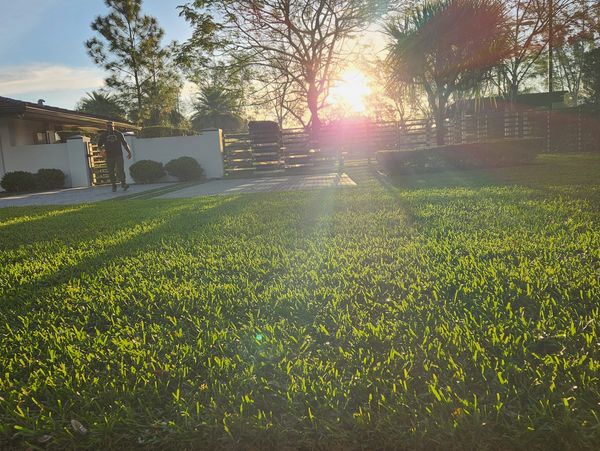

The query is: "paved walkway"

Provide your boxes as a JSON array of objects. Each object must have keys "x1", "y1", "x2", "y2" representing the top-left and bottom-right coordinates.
[
  {"x1": 157, "y1": 173, "x2": 356, "y2": 199},
  {"x1": 0, "y1": 173, "x2": 357, "y2": 207},
  {"x1": 0, "y1": 183, "x2": 169, "y2": 208}
]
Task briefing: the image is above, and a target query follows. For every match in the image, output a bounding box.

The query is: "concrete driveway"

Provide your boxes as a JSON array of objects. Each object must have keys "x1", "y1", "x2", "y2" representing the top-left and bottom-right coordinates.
[
  {"x1": 0, "y1": 183, "x2": 169, "y2": 208},
  {"x1": 0, "y1": 173, "x2": 357, "y2": 207},
  {"x1": 157, "y1": 173, "x2": 356, "y2": 199}
]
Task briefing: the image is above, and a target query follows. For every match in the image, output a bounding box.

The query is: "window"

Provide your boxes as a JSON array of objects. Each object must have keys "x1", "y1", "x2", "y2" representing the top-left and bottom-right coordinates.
[{"x1": 32, "y1": 131, "x2": 60, "y2": 145}]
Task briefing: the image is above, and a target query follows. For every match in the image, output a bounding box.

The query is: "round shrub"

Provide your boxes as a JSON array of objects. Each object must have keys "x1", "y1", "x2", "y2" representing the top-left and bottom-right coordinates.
[
  {"x1": 165, "y1": 156, "x2": 205, "y2": 181},
  {"x1": 1, "y1": 171, "x2": 37, "y2": 192},
  {"x1": 36, "y1": 168, "x2": 65, "y2": 190},
  {"x1": 129, "y1": 160, "x2": 165, "y2": 184},
  {"x1": 138, "y1": 127, "x2": 197, "y2": 139}
]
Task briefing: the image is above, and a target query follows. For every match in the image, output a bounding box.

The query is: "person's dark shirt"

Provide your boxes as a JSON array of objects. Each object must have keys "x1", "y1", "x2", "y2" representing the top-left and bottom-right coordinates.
[{"x1": 98, "y1": 130, "x2": 128, "y2": 156}]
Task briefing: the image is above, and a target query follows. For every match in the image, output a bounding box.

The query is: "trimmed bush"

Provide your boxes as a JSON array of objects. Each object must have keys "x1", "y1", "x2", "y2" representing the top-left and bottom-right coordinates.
[
  {"x1": 377, "y1": 138, "x2": 544, "y2": 175},
  {"x1": 1, "y1": 171, "x2": 37, "y2": 193},
  {"x1": 165, "y1": 156, "x2": 205, "y2": 181},
  {"x1": 129, "y1": 160, "x2": 165, "y2": 184},
  {"x1": 138, "y1": 127, "x2": 197, "y2": 139},
  {"x1": 36, "y1": 169, "x2": 65, "y2": 190}
]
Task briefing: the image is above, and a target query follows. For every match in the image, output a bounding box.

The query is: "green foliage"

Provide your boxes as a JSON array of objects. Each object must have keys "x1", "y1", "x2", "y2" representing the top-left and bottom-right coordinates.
[
  {"x1": 165, "y1": 156, "x2": 205, "y2": 181},
  {"x1": 128, "y1": 160, "x2": 165, "y2": 183},
  {"x1": 75, "y1": 90, "x2": 126, "y2": 119},
  {"x1": 0, "y1": 154, "x2": 599, "y2": 449},
  {"x1": 192, "y1": 85, "x2": 246, "y2": 132},
  {"x1": 85, "y1": 0, "x2": 180, "y2": 123},
  {"x1": 1, "y1": 171, "x2": 37, "y2": 192},
  {"x1": 35, "y1": 169, "x2": 66, "y2": 190},
  {"x1": 138, "y1": 126, "x2": 197, "y2": 139},
  {"x1": 1, "y1": 169, "x2": 66, "y2": 192},
  {"x1": 377, "y1": 138, "x2": 543, "y2": 174},
  {"x1": 582, "y1": 48, "x2": 600, "y2": 106},
  {"x1": 140, "y1": 47, "x2": 185, "y2": 127},
  {"x1": 385, "y1": 0, "x2": 509, "y2": 144}
]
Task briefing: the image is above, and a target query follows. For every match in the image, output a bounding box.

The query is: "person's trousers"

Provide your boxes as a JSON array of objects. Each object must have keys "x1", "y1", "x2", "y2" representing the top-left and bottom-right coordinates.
[{"x1": 106, "y1": 153, "x2": 126, "y2": 185}]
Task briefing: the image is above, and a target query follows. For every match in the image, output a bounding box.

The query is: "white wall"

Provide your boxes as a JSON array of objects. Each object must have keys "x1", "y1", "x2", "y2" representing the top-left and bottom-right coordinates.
[
  {"x1": 3, "y1": 143, "x2": 70, "y2": 177},
  {"x1": 0, "y1": 137, "x2": 91, "y2": 189},
  {"x1": 124, "y1": 130, "x2": 224, "y2": 184},
  {"x1": 0, "y1": 122, "x2": 9, "y2": 176}
]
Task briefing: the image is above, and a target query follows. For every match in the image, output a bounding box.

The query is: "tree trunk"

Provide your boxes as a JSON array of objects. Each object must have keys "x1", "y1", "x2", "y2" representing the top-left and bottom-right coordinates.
[
  {"x1": 307, "y1": 82, "x2": 321, "y2": 141},
  {"x1": 509, "y1": 82, "x2": 519, "y2": 106},
  {"x1": 135, "y1": 73, "x2": 143, "y2": 121},
  {"x1": 434, "y1": 102, "x2": 446, "y2": 146}
]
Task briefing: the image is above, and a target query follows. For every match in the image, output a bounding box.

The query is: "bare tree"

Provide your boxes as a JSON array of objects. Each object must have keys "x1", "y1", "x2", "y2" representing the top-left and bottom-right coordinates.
[
  {"x1": 181, "y1": 0, "x2": 379, "y2": 134},
  {"x1": 553, "y1": 0, "x2": 599, "y2": 104},
  {"x1": 498, "y1": 0, "x2": 580, "y2": 102}
]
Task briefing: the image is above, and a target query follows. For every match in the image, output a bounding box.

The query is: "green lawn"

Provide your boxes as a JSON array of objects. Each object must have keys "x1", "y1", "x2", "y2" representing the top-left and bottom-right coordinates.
[{"x1": 1, "y1": 154, "x2": 599, "y2": 450}]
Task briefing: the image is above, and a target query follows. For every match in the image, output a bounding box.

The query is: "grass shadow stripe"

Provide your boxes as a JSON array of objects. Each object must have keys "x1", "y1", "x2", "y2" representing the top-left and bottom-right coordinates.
[{"x1": 111, "y1": 182, "x2": 204, "y2": 202}]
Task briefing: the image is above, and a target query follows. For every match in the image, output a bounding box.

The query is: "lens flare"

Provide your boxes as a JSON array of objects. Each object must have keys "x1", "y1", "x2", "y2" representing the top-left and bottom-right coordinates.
[{"x1": 330, "y1": 70, "x2": 371, "y2": 114}]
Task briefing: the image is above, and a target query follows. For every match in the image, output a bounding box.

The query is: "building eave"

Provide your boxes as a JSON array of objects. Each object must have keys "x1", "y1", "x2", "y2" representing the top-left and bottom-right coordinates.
[{"x1": 0, "y1": 96, "x2": 139, "y2": 131}]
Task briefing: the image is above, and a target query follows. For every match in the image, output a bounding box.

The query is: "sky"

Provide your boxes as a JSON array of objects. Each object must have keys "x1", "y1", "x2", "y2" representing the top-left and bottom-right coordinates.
[
  {"x1": 0, "y1": 0, "x2": 193, "y2": 109},
  {"x1": 0, "y1": 0, "x2": 388, "y2": 115}
]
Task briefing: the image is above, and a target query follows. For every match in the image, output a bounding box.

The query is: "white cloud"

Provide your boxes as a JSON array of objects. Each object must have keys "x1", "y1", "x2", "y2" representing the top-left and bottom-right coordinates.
[{"x1": 0, "y1": 64, "x2": 104, "y2": 96}]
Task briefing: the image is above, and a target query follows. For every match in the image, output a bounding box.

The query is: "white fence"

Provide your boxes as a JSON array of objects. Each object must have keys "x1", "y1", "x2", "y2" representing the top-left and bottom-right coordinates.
[
  {"x1": 0, "y1": 137, "x2": 90, "y2": 189},
  {"x1": 0, "y1": 130, "x2": 225, "y2": 191},
  {"x1": 124, "y1": 130, "x2": 224, "y2": 183}
]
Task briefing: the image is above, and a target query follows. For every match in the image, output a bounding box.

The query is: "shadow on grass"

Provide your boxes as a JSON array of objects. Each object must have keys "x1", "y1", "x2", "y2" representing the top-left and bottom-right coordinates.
[{"x1": 1, "y1": 195, "x2": 252, "y2": 314}]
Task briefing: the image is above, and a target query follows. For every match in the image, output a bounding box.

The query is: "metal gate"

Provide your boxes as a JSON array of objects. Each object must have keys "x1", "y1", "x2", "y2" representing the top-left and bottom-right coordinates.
[{"x1": 86, "y1": 142, "x2": 112, "y2": 185}]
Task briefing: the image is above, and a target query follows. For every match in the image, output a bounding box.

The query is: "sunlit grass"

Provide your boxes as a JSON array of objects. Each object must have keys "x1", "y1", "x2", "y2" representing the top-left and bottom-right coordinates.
[{"x1": 0, "y1": 154, "x2": 599, "y2": 449}]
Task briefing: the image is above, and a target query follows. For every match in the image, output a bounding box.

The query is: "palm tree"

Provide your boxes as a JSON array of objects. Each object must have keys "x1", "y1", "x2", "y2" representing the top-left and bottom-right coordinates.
[
  {"x1": 385, "y1": 0, "x2": 509, "y2": 145},
  {"x1": 191, "y1": 85, "x2": 245, "y2": 132},
  {"x1": 76, "y1": 91, "x2": 126, "y2": 120}
]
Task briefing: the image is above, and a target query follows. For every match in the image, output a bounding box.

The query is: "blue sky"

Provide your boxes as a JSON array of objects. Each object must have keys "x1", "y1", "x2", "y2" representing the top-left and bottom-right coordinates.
[{"x1": 0, "y1": 0, "x2": 193, "y2": 109}]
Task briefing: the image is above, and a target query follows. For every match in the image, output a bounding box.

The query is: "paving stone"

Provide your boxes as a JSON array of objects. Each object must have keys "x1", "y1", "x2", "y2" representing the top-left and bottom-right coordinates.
[
  {"x1": 0, "y1": 173, "x2": 357, "y2": 207},
  {"x1": 0, "y1": 184, "x2": 170, "y2": 208}
]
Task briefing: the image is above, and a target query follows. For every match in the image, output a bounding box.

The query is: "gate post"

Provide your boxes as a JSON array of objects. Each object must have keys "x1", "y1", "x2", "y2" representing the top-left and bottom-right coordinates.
[
  {"x1": 123, "y1": 133, "x2": 137, "y2": 184},
  {"x1": 66, "y1": 135, "x2": 92, "y2": 188}
]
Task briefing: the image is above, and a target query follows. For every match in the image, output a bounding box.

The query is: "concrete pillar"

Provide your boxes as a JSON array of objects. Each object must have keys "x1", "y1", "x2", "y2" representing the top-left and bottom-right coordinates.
[
  {"x1": 201, "y1": 128, "x2": 224, "y2": 178},
  {"x1": 123, "y1": 134, "x2": 137, "y2": 184},
  {"x1": 66, "y1": 136, "x2": 91, "y2": 188}
]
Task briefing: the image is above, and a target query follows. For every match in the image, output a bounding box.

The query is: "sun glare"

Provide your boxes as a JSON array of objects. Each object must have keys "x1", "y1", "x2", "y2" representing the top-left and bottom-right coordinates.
[{"x1": 330, "y1": 70, "x2": 371, "y2": 114}]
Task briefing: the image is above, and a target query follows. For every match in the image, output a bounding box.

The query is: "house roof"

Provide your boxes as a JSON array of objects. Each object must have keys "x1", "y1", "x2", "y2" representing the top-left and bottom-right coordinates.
[{"x1": 0, "y1": 96, "x2": 139, "y2": 130}]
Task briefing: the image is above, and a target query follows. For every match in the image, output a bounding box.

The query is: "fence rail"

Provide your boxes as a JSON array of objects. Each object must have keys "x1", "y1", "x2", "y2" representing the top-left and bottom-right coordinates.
[{"x1": 222, "y1": 108, "x2": 600, "y2": 175}]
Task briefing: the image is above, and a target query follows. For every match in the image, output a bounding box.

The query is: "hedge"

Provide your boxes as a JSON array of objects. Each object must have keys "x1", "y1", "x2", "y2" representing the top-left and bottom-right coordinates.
[
  {"x1": 36, "y1": 169, "x2": 65, "y2": 190},
  {"x1": 129, "y1": 160, "x2": 165, "y2": 184},
  {"x1": 1, "y1": 169, "x2": 66, "y2": 193},
  {"x1": 165, "y1": 157, "x2": 205, "y2": 181},
  {"x1": 138, "y1": 127, "x2": 197, "y2": 139},
  {"x1": 377, "y1": 138, "x2": 544, "y2": 175},
  {"x1": 1, "y1": 171, "x2": 38, "y2": 193}
]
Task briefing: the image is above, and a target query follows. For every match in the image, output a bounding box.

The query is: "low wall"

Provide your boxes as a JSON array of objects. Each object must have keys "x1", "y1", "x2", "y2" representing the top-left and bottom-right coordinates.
[
  {"x1": 3, "y1": 143, "x2": 70, "y2": 176},
  {"x1": 0, "y1": 138, "x2": 91, "y2": 189},
  {"x1": 124, "y1": 130, "x2": 224, "y2": 184}
]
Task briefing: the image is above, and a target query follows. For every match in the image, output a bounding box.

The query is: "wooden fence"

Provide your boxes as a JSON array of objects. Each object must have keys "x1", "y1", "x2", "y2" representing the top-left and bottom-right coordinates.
[{"x1": 223, "y1": 108, "x2": 600, "y2": 175}]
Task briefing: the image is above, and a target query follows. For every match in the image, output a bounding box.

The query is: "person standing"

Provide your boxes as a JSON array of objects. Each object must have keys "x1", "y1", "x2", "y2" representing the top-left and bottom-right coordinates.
[{"x1": 98, "y1": 121, "x2": 132, "y2": 192}]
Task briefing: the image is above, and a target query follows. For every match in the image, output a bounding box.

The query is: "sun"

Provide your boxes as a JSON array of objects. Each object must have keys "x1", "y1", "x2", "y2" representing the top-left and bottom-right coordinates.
[{"x1": 330, "y1": 70, "x2": 371, "y2": 114}]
